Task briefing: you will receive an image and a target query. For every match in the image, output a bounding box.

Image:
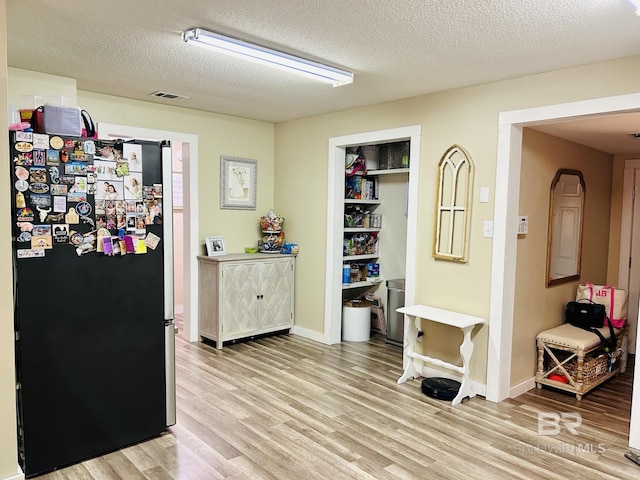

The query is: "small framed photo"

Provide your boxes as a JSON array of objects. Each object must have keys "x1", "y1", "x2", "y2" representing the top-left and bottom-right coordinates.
[
  {"x1": 205, "y1": 236, "x2": 226, "y2": 256},
  {"x1": 220, "y1": 155, "x2": 257, "y2": 210}
]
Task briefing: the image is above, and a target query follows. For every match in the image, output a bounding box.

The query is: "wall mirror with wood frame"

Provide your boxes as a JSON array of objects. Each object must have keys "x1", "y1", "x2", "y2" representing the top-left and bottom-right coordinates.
[{"x1": 546, "y1": 169, "x2": 586, "y2": 287}]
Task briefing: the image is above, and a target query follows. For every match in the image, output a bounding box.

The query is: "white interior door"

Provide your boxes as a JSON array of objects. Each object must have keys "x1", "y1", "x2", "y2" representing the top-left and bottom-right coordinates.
[{"x1": 625, "y1": 169, "x2": 640, "y2": 353}]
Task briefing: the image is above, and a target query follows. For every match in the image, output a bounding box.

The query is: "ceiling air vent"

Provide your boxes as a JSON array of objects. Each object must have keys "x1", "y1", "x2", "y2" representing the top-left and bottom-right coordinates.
[{"x1": 150, "y1": 91, "x2": 190, "y2": 101}]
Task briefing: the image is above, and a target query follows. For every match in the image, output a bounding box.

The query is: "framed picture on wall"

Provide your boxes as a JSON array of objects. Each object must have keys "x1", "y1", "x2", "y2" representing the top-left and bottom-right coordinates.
[
  {"x1": 205, "y1": 236, "x2": 226, "y2": 256},
  {"x1": 220, "y1": 155, "x2": 257, "y2": 210}
]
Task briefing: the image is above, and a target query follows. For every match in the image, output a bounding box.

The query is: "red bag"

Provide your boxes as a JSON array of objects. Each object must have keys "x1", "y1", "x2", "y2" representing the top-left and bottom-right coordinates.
[
  {"x1": 576, "y1": 283, "x2": 627, "y2": 328},
  {"x1": 29, "y1": 106, "x2": 45, "y2": 133}
]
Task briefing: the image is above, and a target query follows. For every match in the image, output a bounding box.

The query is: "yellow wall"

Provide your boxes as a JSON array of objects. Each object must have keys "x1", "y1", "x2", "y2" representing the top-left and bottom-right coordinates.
[
  {"x1": 0, "y1": 2, "x2": 19, "y2": 478},
  {"x1": 1, "y1": 21, "x2": 640, "y2": 479},
  {"x1": 7, "y1": 67, "x2": 77, "y2": 109},
  {"x1": 76, "y1": 91, "x2": 275, "y2": 253},
  {"x1": 274, "y1": 56, "x2": 640, "y2": 384},
  {"x1": 511, "y1": 129, "x2": 613, "y2": 385}
]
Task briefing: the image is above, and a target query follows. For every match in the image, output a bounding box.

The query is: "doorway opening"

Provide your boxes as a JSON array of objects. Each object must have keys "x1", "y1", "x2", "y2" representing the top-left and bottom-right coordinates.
[
  {"x1": 488, "y1": 92, "x2": 640, "y2": 449},
  {"x1": 97, "y1": 123, "x2": 200, "y2": 342},
  {"x1": 324, "y1": 126, "x2": 421, "y2": 345}
]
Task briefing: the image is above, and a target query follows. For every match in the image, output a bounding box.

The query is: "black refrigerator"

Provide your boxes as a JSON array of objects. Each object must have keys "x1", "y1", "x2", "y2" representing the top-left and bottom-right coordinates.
[{"x1": 10, "y1": 131, "x2": 176, "y2": 477}]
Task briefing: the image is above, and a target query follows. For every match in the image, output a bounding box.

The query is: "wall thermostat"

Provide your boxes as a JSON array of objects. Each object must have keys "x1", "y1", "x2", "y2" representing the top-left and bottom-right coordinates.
[{"x1": 517, "y1": 216, "x2": 528, "y2": 235}]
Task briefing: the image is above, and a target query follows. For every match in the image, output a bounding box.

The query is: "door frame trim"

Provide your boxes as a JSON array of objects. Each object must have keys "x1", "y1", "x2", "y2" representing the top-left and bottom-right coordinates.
[
  {"x1": 324, "y1": 126, "x2": 421, "y2": 345},
  {"x1": 618, "y1": 158, "x2": 640, "y2": 354},
  {"x1": 489, "y1": 92, "x2": 640, "y2": 450},
  {"x1": 618, "y1": 158, "x2": 640, "y2": 289},
  {"x1": 97, "y1": 123, "x2": 200, "y2": 342}
]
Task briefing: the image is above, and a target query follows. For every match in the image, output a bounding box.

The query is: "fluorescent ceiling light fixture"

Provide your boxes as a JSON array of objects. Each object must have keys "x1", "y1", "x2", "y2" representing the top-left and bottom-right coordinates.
[
  {"x1": 182, "y1": 28, "x2": 353, "y2": 87},
  {"x1": 630, "y1": 0, "x2": 640, "y2": 15}
]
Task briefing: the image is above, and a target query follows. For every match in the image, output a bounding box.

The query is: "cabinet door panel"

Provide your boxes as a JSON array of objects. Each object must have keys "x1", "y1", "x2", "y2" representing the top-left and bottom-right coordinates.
[
  {"x1": 259, "y1": 260, "x2": 293, "y2": 328},
  {"x1": 221, "y1": 263, "x2": 260, "y2": 336}
]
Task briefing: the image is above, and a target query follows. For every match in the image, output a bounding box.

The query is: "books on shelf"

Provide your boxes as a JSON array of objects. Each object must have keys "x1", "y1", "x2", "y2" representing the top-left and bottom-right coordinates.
[{"x1": 345, "y1": 174, "x2": 378, "y2": 200}]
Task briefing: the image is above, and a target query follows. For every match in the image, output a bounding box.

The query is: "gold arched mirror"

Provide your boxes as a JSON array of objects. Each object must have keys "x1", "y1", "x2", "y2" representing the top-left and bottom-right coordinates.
[{"x1": 546, "y1": 169, "x2": 586, "y2": 287}]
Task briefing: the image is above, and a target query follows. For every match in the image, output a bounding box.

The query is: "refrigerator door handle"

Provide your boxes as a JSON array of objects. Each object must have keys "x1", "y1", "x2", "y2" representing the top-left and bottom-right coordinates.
[
  {"x1": 161, "y1": 143, "x2": 176, "y2": 427},
  {"x1": 164, "y1": 320, "x2": 176, "y2": 426},
  {"x1": 161, "y1": 143, "x2": 174, "y2": 321}
]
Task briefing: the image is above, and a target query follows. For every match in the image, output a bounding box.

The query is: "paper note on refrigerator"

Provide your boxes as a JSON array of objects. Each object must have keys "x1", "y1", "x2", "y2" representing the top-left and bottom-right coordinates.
[
  {"x1": 102, "y1": 236, "x2": 113, "y2": 255},
  {"x1": 145, "y1": 232, "x2": 160, "y2": 250}
]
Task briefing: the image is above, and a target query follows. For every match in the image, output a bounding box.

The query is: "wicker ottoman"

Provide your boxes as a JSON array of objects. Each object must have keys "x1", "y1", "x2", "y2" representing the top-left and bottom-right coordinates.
[{"x1": 535, "y1": 323, "x2": 626, "y2": 400}]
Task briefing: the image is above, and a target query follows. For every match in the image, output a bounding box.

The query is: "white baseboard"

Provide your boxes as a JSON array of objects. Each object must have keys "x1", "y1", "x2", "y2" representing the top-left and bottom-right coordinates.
[
  {"x1": 292, "y1": 325, "x2": 326, "y2": 344},
  {"x1": 509, "y1": 377, "x2": 536, "y2": 399},
  {"x1": 3, "y1": 465, "x2": 25, "y2": 480}
]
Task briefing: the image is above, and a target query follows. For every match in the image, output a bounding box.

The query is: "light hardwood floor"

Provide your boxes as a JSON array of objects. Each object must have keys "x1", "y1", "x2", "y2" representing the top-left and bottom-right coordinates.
[{"x1": 35, "y1": 330, "x2": 637, "y2": 480}]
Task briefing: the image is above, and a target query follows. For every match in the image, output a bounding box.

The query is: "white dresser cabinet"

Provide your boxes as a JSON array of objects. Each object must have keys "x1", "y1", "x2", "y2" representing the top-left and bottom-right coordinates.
[{"x1": 198, "y1": 254, "x2": 295, "y2": 349}]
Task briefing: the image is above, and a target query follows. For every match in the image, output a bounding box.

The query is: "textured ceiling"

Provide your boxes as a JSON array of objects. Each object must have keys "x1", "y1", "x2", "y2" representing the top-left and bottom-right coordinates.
[{"x1": 6, "y1": 0, "x2": 640, "y2": 152}]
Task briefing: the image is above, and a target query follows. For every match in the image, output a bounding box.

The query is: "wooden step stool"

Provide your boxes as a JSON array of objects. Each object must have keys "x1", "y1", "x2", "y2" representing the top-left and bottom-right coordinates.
[{"x1": 535, "y1": 323, "x2": 627, "y2": 400}]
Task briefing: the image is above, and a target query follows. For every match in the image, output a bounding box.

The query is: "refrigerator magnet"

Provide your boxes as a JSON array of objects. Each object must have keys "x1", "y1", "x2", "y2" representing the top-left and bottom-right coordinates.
[
  {"x1": 32, "y1": 133, "x2": 49, "y2": 150},
  {"x1": 46, "y1": 149, "x2": 59, "y2": 166},
  {"x1": 67, "y1": 192, "x2": 87, "y2": 203},
  {"x1": 65, "y1": 207, "x2": 79, "y2": 224},
  {"x1": 17, "y1": 231, "x2": 32, "y2": 242},
  {"x1": 13, "y1": 152, "x2": 33, "y2": 166},
  {"x1": 15, "y1": 192, "x2": 26, "y2": 208},
  {"x1": 30, "y1": 194, "x2": 51, "y2": 208},
  {"x1": 123, "y1": 235, "x2": 135, "y2": 253},
  {"x1": 101, "y1": 236, "x2": 113, "y2": 255},
  {"x1": 29, "y1": 167, "x2": 46, "y2": 183},
  {"x1": 68, "y1": 231, "x2": 83, "y2": 246},
  {"x1": 76, "y1": 201, "x2": 92, "y2": 216},
  {"x1": 53, "y1": 224, "x2": 69, "y2": 244},
  {"x1": 15, "y1": 142, "x2": 33, "y2": 153},
  {"x1": 15, "y1": 131, "x2": 32, "y2": 142},
  {"x1": 15, "y1": 222, "x2": 32, "y2": 233},
  {"x1": 79, "y1": 215, "x2": 95, "y2": 229},
  {"x1": 112, "y1": 237, "x2": 122, "y2": 255},
  {"x1": 15, "y1": 166, "x2": 29, "y2": 180},
  {"x1": 16, "y1": 249, "x2": 45, "y2": 259},
  {"x1": 58, "y1": 175, "x2": 75, "y2": 186},
  {"x1": 50, "y1": 184, "x2": 67, "y2": 196},
  {"x1": 36, "y1": 206, "x2": 51, "y2": 223},
  {"x1": 45, "y1": 212, "x2": 64, "y2": 223},
  {"x1": 33, "y1": 150, "x2": 45, "y2": 166},
  {"x1": 16, "y1": 208, "x2": 34, "y2": 222},
  {"x1": 29, "y1": 183, "x2": 49, "y2": 194},
  {"x1": 15, "y1": 179, "x2": 29, "y2": 192},
  {"x1": 84, "y1": 141, "x2": 96, "y2": 155},
  {"x1": 53, "y1": 196, "x2": 66, "y2": 213},
  {"x1": 48, "y1": 166, "x2": 60, "y2": 184},
  {"x1": 50, "y1": 136, "x2": 64, "y2": 150}
]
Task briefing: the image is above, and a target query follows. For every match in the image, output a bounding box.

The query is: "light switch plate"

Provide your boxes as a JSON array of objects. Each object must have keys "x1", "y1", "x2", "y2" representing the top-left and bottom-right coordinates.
[
  {"x1": 480, "y1": 187, "x2": 490, "y2": 203},
  {"x1": 483, "y1": 220, "x2": 494, "y2": 238}
]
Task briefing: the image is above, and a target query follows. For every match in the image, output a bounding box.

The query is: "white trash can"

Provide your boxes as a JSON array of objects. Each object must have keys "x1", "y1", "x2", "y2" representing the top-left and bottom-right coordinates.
[{"x1": 342, "y1": 300, "x2": 371, "y2": 342}]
